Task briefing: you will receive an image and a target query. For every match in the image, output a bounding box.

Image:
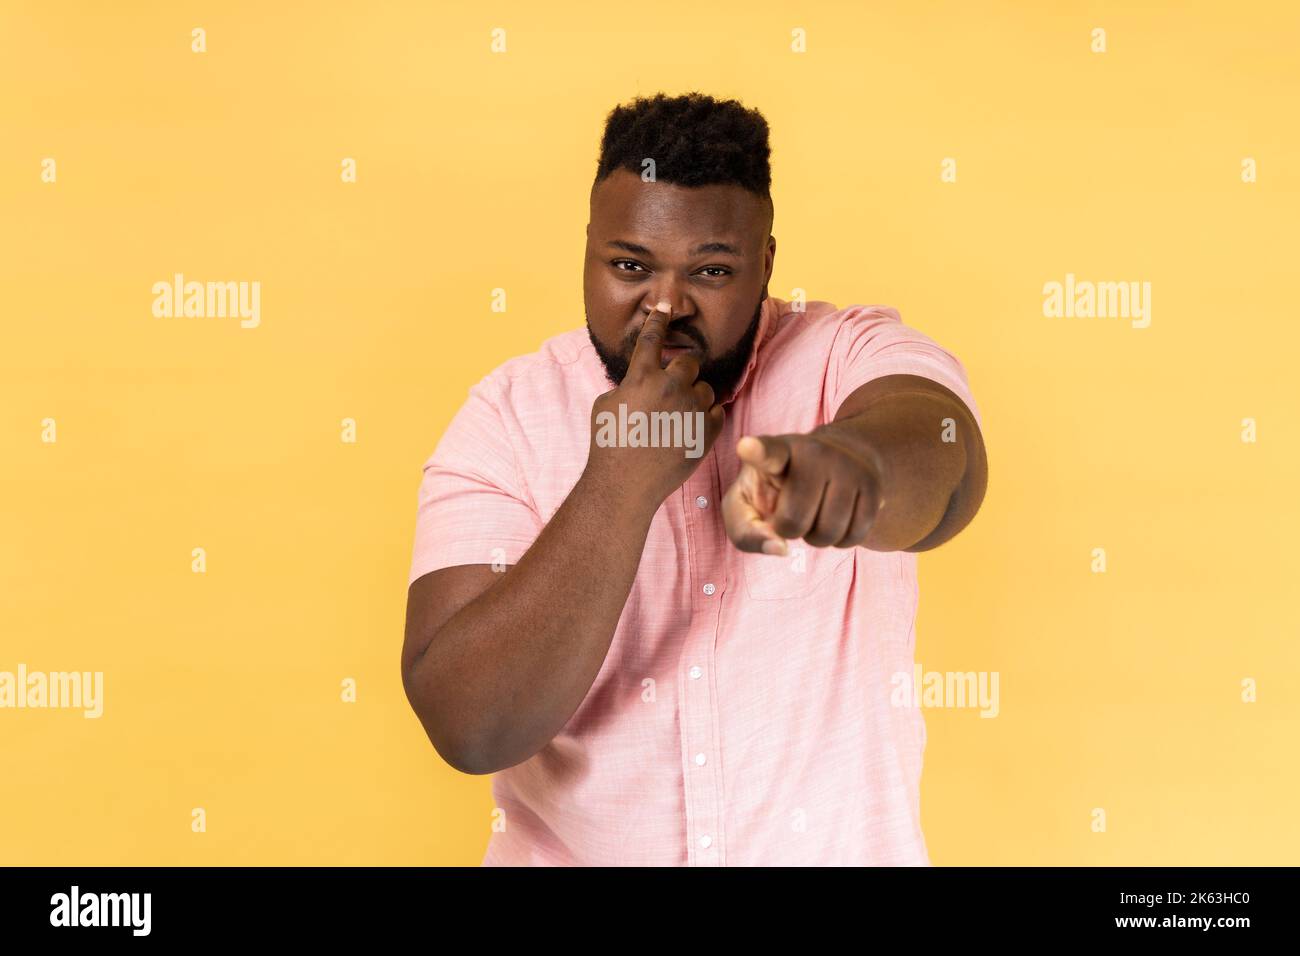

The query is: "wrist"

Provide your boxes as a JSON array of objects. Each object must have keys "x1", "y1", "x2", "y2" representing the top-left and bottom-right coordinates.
[{"x1": 576, "y1": 460, "x2": 665, "y2": 526}]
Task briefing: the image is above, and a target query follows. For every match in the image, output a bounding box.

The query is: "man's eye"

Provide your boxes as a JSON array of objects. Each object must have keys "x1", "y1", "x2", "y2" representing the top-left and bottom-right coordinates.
[
  {"x1": 612, "y1": 260, "x2": 646, "y2": 272},
  {"x1": 699, "y1": 267, "x2": 730, "y2": 278}
]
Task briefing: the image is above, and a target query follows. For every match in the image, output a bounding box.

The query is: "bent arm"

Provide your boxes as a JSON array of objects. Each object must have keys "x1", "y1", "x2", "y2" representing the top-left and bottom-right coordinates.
[
  {"x1": 401, "y1": 470, "x2": 656, "y2": 775},
  {"x1": 817, "y1": 373, "x2": 988, "y2": 552}
]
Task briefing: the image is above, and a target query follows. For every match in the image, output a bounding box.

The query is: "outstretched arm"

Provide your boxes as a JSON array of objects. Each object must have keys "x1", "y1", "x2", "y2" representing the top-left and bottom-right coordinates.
[{"x1": 721, "y1": 373, "x2": 988, "y2": 554}]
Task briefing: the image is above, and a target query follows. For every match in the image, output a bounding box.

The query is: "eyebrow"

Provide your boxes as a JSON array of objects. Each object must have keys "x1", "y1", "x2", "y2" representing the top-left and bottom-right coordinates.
[{"x1": 606, "y1": 239, "x2": 742, "y2": 257}]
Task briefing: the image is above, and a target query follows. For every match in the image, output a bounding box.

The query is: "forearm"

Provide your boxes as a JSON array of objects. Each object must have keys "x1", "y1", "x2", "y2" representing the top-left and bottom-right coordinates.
[
  {"x1": 815, "y1": 388, "x2": 978, "y2": 552},
  {"x1": 407, "y1": 469, "x2": 656, "y2": 774}
]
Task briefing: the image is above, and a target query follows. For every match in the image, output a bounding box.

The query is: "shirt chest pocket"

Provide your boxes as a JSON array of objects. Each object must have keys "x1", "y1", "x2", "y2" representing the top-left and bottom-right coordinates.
[{"x1": 740, "y1": 543, "x2": 855, "y2": 600}]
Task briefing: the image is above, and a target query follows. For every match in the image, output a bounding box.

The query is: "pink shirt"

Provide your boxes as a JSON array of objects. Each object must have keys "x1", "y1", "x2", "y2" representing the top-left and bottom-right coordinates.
[{"x1": 408, "y1": 295, "x2": 982, "y2": 866}]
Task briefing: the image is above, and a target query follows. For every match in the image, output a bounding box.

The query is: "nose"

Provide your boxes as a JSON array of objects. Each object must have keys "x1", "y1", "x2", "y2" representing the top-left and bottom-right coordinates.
[
  {"x1": 641, "y1": 279, "x2": 692, "y2": 321},
  {"x1": 643, "y1": 297, "x2": 674, "y2": 319}
]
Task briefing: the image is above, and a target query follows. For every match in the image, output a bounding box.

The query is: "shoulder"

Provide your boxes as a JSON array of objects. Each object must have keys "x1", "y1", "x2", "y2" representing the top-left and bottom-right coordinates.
[
  {"x1": 463, "y1": 328, "x2": 602, "y2": 434},
  {"x1": 472, "y1": 327, "x2": 593, "y2": 398},
  {"x1": 766, "y1": 297, "x2": 908, "y2": 355}
]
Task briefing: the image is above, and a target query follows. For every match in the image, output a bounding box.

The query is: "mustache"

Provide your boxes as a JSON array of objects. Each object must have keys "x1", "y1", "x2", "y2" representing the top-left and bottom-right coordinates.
[{"x1": 622, "y1": 322, "x2": 707, "y2": 353}]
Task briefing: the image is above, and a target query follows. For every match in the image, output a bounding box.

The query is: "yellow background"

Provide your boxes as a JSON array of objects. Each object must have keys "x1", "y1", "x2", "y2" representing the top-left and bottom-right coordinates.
[{"x1": 2, "y1": 0, "x2": 1296, "y2": 865}]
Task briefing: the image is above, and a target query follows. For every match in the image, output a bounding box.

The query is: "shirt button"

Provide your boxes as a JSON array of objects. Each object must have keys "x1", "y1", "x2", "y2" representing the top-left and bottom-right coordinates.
[
  {"x1": 689, "y1": 666, "x2": 702, "y2": 680},
  {"x1": 695, "y1": 495, "x2": 709, "y2": 509},
  {"x1": 699, "y1": 835, "x2": 713, "y2": 849},
  {"x1": 695, "y1": 752, "x2": 707, "y2": 766},
  {"x1": 702, "y1": 583, "x2": 716, "y2": 596}
]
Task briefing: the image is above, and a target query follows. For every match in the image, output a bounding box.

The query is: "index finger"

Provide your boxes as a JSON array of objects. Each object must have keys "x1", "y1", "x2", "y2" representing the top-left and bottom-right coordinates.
[{"x1": 628, "y1": 302, "x2": 672, "y2": 376}]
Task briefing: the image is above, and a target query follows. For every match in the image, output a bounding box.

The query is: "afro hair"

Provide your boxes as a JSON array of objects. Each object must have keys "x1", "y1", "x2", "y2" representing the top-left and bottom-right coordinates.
[{"x1": 593, "y1": 92, "x2": 773, "y2": 206}]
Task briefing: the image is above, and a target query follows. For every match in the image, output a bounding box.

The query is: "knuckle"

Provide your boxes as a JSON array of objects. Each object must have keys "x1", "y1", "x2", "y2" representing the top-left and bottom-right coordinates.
[
  {"x1": 802, "y1": 440, "x2": 830, "y2": 465},
  {"x1": 806, "y1": 528, "x2": 835, "y2": 548},
  {"x1": 771, "y1": 515, "x2": 799, "y2": 539}
]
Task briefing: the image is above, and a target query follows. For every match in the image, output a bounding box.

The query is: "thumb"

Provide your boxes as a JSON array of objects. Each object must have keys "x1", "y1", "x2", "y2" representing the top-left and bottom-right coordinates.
[{"x1": 736, "y1": 434, "x2": 790, "y2": 478}]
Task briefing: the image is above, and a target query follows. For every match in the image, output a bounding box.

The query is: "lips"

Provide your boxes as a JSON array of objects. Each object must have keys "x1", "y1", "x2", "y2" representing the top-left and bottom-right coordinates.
[{"x1": 659, "y1": 342, "x2": 699, "y2": 367}]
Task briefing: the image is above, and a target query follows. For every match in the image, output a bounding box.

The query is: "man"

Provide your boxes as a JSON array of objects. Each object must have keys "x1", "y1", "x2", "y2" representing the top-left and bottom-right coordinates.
[{"x1": 402, "y1": 92, "x2": 989, "y2": 866}]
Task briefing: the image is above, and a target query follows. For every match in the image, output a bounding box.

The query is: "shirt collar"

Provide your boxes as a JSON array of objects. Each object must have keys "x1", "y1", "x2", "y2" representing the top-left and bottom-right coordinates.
[{"x1": 719, "y1": 294, "x2": 782, "y2": 406}]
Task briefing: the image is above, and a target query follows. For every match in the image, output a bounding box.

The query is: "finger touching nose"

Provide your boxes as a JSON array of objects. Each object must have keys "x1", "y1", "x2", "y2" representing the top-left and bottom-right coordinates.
[{"x1": 646, "y1": 298, "x2": 673, "y2": 319}]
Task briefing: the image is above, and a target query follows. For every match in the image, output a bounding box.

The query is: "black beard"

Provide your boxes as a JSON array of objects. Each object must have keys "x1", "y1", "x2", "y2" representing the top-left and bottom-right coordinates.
[{"x1": 586, "y1": 298, "x2": 764, "y2": 401}]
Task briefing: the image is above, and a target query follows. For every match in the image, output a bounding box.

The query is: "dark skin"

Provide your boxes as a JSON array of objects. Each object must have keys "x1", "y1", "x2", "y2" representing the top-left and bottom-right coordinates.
[{"x1": 401, "y1": 167, "x2": 989, "y2": 774}]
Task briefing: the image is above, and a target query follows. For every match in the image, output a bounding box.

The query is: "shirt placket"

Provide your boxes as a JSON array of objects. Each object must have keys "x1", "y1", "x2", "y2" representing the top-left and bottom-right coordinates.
[{"x1": 678, "y1": 450, "x2": 727, "y2": 867}]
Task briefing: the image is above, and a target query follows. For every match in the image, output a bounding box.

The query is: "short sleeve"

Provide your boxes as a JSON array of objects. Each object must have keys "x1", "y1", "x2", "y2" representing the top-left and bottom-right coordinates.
[
  {"x1": 823, "y1": 305, "x2": 982, "y2": 430},
  {"x1": 408, "y1": 375, "x2": 544, "y2": 586}
]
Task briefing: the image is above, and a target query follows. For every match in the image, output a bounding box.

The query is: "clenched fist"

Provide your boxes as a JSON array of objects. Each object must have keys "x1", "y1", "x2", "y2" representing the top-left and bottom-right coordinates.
[{"x1": 721, "y1": 430, "x2": 884, "y2": 554}]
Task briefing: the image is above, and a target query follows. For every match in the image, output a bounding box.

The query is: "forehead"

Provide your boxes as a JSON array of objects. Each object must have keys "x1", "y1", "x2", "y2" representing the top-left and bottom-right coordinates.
[{"x1": 589, "y1": 168, "x2": 767, "y2": 246}]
